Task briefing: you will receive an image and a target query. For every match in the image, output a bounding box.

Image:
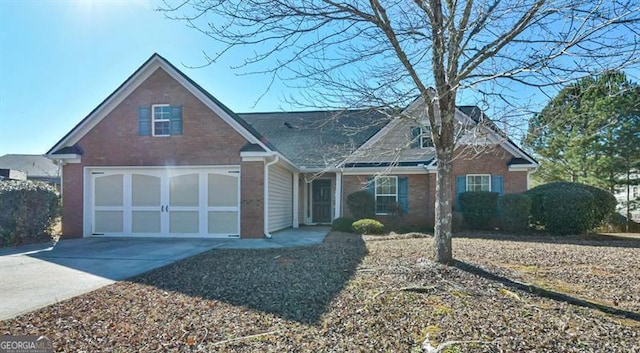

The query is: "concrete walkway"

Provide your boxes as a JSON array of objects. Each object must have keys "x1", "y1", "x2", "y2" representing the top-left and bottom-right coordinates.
[{"x1": 0, "y1": 226, "x2": 329, "y2": 320}]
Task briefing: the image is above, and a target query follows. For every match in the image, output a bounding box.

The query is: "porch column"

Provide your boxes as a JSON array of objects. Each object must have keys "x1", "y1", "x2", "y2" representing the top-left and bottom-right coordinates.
[
  {"x1": 293, "y1": 172, "x2": 299, "y2": 228},
  {"x1": 334, "y1": 172, "x2": 342, "y2": 220}
]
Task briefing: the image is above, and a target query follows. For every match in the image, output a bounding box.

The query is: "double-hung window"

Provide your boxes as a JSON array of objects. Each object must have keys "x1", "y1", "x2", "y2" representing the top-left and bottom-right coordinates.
[
  {"x1": 420, "y1": 127, "x2": 434, "y2": 148},
  {"x1": 466, "y1": 174, "x2": 491, "y2": 192},
  {"x1": 152, "y1": 104, "x2": 171, "y2": 136},
  {"x1": 375, "y1": 176, "x2": 398, "y2": 214}
]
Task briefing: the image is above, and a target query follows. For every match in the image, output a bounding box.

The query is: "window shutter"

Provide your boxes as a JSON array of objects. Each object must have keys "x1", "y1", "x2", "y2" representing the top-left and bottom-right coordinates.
[
  {"x1": 398, "y1": 177, "x2": 408, "y2": 215},
  {"x1": 138, "y1": 106, "x2": 151, "y2": 136},
  {"x1": 169, "y1": 105, "x2": 183, "y2": 135},
  {"x1": 410, "y1": 127, "x2": 421, "y2": 148},
  {"x1": 455, "y1": 175, "x2": 466, "y2": 211},
  {"x1": 365, "y1": 177, "x2": 375, "y2": 194},
  {"x1": 491, "y1": 175, "x2": 503, "y2": 195}
]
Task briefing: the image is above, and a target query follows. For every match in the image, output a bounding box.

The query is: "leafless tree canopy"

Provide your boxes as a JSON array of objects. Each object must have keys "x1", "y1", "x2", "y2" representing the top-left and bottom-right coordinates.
[
  {"x1": 164, "y1": 0, "x2": 640, "y2": 110},
  {"x1": 163, "y1": 0, "x2": 640, "y2": 263}
]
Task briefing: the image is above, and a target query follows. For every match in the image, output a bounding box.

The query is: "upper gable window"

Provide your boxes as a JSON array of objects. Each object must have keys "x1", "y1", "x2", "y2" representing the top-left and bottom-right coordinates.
[
  {"x1": 419, "y1": 127, "x2": 434, "y2": 148},
  {"x1": 152, "y1": 104, "x2": 171, "y2": 136},
  {"x1": 138, "y1": 105, "x2": 183, "y2": 137},
  {"x1": 410, "y1": 126, "x2": 434, "y2": 148}
]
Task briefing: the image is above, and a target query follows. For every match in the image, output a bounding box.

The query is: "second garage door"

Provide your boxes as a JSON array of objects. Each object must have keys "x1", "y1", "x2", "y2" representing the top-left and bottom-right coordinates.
[{"x1": 88, "y1": 166, "x2": 240, "y2": 238}]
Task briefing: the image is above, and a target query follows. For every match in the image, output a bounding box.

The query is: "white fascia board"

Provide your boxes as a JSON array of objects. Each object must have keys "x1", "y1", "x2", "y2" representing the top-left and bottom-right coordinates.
[
  {"x1": 509, "y1": 164, "x2": 539, "y2": 171},
  {"x1": 47, "y1": 154, "x2": 82, "y2": 164},
  {"x1": 51, "y1": 56, "x2": 272, "y2": 154},
  {"x1": 342, "y1": 166, "x2": 431, "y2": 175},
  {"x1": 240, "y1": 151, "x2": 272, "y2": 158}
]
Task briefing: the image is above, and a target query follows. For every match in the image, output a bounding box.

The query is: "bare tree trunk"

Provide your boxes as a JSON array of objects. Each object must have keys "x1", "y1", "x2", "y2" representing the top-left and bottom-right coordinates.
[{"x1": 434, "y1": 150, "x2": 453, "y2": 263}]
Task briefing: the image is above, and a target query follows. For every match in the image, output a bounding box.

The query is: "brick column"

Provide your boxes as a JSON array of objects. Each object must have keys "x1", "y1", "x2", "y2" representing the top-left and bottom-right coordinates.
[{"x1": 240, "y1": 160, "x2": 265, "y2": 238}]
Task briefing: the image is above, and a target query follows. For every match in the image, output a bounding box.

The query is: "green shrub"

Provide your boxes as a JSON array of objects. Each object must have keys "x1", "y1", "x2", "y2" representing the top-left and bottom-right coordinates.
[
  {"x1": 346, "y1": 190, "x2": 375, "y2": 220},
  {"x1": 352, "y1": 218, "x2": 384, "y2": 235},
  {"x1": 458, "y1": 191, "x2": 499, "y2": 230},
  {"x1": 498, "y1": 193, "x2": 532, "y2": 232},
  {"x1": 576, "y1": 184, "x2": 616, "y2": 229},
  {"x1": 331, "y1": 217, "x2": 355, "y2": 233},
  {"x1": 527, "y1": 182, "x2": 615, "y2": 234},
  {"x1": 0, "y1": 180, "x2": 60, "y2": 247}
]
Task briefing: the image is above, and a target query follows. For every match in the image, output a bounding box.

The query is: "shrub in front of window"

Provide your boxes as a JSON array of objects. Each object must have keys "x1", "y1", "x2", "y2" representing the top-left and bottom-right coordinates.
[
  {"x1": 0, "y1": 180, "x2": 60, "y2": 247},
  {"x1": 498, "y1": 193, "x2": 532, "y2": 232},
  {"x1": 352, "y1": 218, "x2": 385, "y2": 235},
  {"x1": 458, "y1": 191, "x2": 499, "y2": 230},
  {"x1": 527, "y1": 182, "x2": 615, "y2": 234},
  {"x1": 346, "y1": 191, "x2": 375, "y2": 220},
  {"x1": 331, "y1": 217, "x2": 355, "y2": 233}
]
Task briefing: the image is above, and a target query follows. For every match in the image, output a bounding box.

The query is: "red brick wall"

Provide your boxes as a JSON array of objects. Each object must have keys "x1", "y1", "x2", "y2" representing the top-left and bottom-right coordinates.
[
  {"x1": 240, "y1": 161, "x2": 265, "y2": 238},
  {"x1": 61, "y1": 68, "x2": 253, "y2": 238},
  {"x1": 452, "y1": 145, "x2": 529, "y2": 208},
  {"x1": 341, "y1": 174, "x2": 433, "y2": 228},
  {"x1": 339, "y1": 146, "x2": 529, "y2": 228}
]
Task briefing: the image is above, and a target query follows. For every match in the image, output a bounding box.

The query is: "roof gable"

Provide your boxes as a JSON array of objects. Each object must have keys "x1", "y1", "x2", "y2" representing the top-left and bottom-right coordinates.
[
  {"x1": 350, "y1": 97, "x2": 537, "y2": 167},
  {"x1": 47, "y1": 53, "x2": 272, "y2": 155}
]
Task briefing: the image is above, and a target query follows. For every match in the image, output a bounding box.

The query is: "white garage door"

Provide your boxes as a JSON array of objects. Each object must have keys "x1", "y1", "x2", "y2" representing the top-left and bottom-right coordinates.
[{"x1": 87, "y1": 167, "x2": 240, "y2": 238}]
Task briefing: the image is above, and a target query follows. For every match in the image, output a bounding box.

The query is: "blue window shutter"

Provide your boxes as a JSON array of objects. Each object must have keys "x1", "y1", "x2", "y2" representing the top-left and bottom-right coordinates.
[
  {"x1": 455, "y1": 175, "x2": 466, "y2": 211},
  {"x1": 170, "y1": 106, "x2": 183, "y2": 135},
  {"x1": 398, "y1": 177, "x2": 408, "y2": 215},
  {"x1": 410, "y1": 127, "x2": 421, "y2": 148},
  {"x1": 491, "y1": 175, "x2": 504, "y2": 195},
  {"x1": 138, "y1": 106, "x2": 151, "y2": 136},
  {"x1": 366, "y1": 177, "x2": 375, "y2": 194}
]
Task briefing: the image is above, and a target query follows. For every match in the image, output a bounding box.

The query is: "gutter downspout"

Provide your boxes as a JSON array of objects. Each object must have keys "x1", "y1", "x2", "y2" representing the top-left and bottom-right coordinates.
[{"x1": 264, "y1": 155, "x2": 279, "y2": 239}]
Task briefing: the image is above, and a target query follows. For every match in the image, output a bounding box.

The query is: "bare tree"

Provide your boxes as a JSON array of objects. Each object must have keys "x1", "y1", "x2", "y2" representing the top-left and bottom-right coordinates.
[{"x1": 162, "y1": 0, "x2": 640, "y2": 263}]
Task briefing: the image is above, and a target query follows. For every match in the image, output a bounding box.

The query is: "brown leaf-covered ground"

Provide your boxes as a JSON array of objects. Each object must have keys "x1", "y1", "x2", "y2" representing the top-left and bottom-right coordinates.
[{"x1": 2, "y1": 232, "x2": 639, "y2": 352}]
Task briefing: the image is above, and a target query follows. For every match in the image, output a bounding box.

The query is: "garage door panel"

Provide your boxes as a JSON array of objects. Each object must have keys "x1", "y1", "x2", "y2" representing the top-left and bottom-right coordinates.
[
  {"x1": 132, "y1": 211, "x2": 161, "y2": 233},
  {"x1": 208, "y1": 211, "x2": 239, "y2": 234},
  {"x1": 170, "y1": 173, "x2": 199, "y2": 207},
  {"x1": 132, "y1": 174, "x2": 161, "y2": 207},
  {"x1": 169, "y1": 211, "x2": 199, "y2": 234},
  {"x1": 95, "y1": 211, "x2": 123, "y2": 233},
  {"x1": 95, "y1": 175, "x2": 123, "y2": 207},
  {"x1": 208, "y1": 174, "x2": 238, "y2": 207}
]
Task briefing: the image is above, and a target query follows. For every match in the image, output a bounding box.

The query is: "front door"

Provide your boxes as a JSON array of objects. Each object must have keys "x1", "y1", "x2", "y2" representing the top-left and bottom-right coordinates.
[{"x1": 312, "y1": 179, "x2": 332, "y2": 223}]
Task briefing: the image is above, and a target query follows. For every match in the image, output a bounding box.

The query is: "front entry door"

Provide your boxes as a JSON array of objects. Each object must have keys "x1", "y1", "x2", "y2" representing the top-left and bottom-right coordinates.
[{"x1": 312, "y1": 179, "x2": 332, "y2": 223}]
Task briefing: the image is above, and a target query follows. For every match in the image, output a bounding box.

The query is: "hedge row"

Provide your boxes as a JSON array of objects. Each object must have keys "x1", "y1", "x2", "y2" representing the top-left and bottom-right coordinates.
[
  {"x1": 0, "y1": 180, "x2": 60, "y2": 247},
  {"x1": 459, "y1": 182, "x2": 616, "y2": 235}
]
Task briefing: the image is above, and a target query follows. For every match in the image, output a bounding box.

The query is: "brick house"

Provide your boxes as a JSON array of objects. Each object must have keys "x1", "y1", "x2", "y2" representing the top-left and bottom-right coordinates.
[{"x1": 47, "y1": 54, "x2": 538, "y2": 239}]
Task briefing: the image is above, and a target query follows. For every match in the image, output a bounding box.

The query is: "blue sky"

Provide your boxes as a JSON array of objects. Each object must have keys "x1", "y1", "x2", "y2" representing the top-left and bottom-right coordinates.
[
  {"x1": 1, "y1": 1, "x2": 637, "y2": 156},
  {"x1": 0, "y1": 0, "x2": 291, "y2": 155}
]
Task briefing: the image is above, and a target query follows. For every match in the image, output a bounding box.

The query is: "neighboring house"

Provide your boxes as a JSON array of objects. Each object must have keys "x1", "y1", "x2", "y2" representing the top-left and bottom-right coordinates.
[
  {"x1": 46, "y1": 54, "x2": 538, "y2": 239},
  {"x1": 0, "y1": 154, "x2": 60, "y2": 187},
  {"x1": 613, "y1": 173, "x2": 640, "y2": 222}
]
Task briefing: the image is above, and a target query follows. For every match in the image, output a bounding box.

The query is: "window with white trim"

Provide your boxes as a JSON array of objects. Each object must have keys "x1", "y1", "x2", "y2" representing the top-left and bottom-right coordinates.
[
  {"x1": 152, "y1": 104, "x2": 171, "y2": 136},
  {"x1": 420, "y1": 127, "x2": 434, "y2": 148},
  {"x1": 375, "y1": 176, "x2": 398, "y2": 214},
  {"x1": 466, "y1": 174, "x2": 491, "y2": 192}
]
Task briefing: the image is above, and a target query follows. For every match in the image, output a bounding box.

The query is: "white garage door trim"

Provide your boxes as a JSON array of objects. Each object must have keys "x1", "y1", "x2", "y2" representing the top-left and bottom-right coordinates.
[{"x1": 83, "y1": 166, "x2": 240, "y2": 238}]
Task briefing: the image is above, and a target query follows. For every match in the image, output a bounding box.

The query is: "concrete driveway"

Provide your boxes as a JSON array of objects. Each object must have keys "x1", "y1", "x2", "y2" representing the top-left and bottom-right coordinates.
[
  {"x1": 0, "y1": 227, "x2": 329, "y2": 320},
  {"x1": 0, "y1": 237, "x2": 226, "y2": 320}
]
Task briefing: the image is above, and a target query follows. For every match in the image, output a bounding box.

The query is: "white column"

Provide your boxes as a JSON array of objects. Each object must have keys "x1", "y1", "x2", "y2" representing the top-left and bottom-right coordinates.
[
  {"x1": 334, "y1": 172, "x2": 342, "y2": 220},
  {"x1": 292, "y1": 172, "x2": 299, "y2": 228}
]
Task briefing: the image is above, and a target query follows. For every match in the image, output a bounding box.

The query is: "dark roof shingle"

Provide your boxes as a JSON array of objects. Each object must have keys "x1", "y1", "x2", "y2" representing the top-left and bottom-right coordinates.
[{"x1": 240, "y1": 110, "x2": 391, "y2": 169}]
